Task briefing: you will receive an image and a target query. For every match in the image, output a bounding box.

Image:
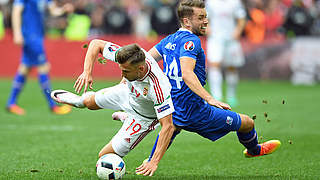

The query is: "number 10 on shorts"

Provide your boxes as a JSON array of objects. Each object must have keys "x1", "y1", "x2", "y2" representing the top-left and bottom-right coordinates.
[{"x1": 126, "y1": 119, "x2": 141, "y2": 135}]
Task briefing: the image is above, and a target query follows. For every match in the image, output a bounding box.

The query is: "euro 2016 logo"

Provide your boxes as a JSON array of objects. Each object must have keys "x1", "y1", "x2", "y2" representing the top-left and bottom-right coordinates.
[
  {"x1": 184, "y1": 41, "x2": 195, "y2": 51},
  {"x1": 108, "y1": 44, "x2": 120, "y2": 52}
]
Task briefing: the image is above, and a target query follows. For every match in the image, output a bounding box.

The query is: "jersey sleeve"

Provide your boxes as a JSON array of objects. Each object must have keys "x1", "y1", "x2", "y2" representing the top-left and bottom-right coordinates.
[
  {"x1": 102, "y1": 41, "x2": 122, "y2": 62},
  {"x1": 179, "y1": 36, "x2": 201, "y2": 61},
  {"x1": 149, "y1": 77, "x2": 174, "y2": 119}
]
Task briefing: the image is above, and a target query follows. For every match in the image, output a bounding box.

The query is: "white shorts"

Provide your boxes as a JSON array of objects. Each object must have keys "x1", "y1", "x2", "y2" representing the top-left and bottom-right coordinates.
[
  {"x1": 207, "y1": 38, "x2": 245, "y2": 67},
  {"x1": 95, "y1": 83, "x2": 159, "y2": 157}
]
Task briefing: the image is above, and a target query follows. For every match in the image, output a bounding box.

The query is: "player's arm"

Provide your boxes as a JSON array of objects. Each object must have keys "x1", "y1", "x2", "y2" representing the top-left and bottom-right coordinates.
[
  {"x1": 136, "y1": 114, "x2": 175, "y2": 176},
  {"x1": 11, "y1": 4, "x2": 23, "y2": 45},
  {"x1": 233, "y1": 17, "x2": 246, "y2": 40},
  {"x1": 180, "y1": 57, "x2": 231, "y2": 110},
  {"x1": 148, "y1": 47, "x2": 163, "y2": 62},
  {"x1": 48, "y1": 1, "x2": 74, "y2": 17},
  {"x1": 74, "y1": 39, "x2": 107, "y2": 93}
]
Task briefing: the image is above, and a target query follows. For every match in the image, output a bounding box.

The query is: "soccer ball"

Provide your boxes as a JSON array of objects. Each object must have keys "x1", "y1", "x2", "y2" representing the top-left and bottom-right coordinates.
[{"x1": 96, "y1": 153, "x2": 126, "y2": 180}]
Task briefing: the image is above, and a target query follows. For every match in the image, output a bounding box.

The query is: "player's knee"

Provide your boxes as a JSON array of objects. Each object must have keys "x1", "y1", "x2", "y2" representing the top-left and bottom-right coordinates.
[
  {"x1": 18, "y1": 64, "x2": 30, "y2": 75},
  {"x1": 83, "y1": 94, "x2": 100, "y2": 110},
  {"x1": 37, "y1": 63, "x2": 50, "y2": 73},
  {"x1": 239, "y1": 114, "x2": 254, "y2": 133}
]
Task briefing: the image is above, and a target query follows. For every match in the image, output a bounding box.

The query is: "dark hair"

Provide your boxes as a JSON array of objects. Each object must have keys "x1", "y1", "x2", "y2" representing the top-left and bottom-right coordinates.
[
  {"x1": 116, "y1": 44, "x2": 145, "y2": 65},
  {"x1": 177, "y1": 0, "x2": 205, "y2": 23}
]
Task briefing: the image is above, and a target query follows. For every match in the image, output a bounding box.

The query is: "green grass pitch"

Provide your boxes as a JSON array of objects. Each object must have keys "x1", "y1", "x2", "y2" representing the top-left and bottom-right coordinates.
[{"x1": 0, "y1": 78, "x2": 319, "y2": 179}]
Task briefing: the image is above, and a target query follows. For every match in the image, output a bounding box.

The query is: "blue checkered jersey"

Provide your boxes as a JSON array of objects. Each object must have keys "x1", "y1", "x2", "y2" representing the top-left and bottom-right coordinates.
[
  {"x1": 155, "y1": 29, "x2": 208, "y2": 127},
  {"x1": 13, "y1": 0, "x2": 52, "y2": 39}
]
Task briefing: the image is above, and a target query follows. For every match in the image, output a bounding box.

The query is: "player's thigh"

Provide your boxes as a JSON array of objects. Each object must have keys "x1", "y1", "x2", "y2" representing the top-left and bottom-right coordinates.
[
  {"x1": 224, "y1": 40, "x2": 245, "y2": 67},
  {"x1": 197, "y1": 107, "x2": 242, "y2": 141},
  {"x1": 95, "y1": 83, "x2": 130, "y2": 111},
  {"x1": 207, "y1": 38, "x2": 224, "y2": 64},
  {"x1": 111, "y1": 116, "x2": 158, "y2": 157}
]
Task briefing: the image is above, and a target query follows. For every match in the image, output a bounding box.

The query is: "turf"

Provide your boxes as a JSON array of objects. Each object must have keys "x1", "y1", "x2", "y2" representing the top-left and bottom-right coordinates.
[{"x1": 0, "y1": 78, "x2": 319, "y2": 180}]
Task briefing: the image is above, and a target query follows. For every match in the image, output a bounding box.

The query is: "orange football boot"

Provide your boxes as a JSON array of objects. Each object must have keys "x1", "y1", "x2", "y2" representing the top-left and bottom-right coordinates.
[
  {"x1": 244, "y1": 140, "x2": 281, "y2": 158},
  {"x1": 7, "y1": 104, "x2": 25, "y2": 115},
  {"x1": 52, "y1": 104, "x2": 72, "y2": 115}
]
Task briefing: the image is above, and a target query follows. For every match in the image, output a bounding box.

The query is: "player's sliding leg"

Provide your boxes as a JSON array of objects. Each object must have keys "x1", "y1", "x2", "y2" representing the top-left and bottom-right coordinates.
[
  {"x1": 237, "y1": 114, "x2": 281, "y2": 157},
  {"x1": 6, "y1": 73, "x2": 27, "y2": 115},
  {"x1": 51, "y1": 89, "x2": 95, "y2": 108}
]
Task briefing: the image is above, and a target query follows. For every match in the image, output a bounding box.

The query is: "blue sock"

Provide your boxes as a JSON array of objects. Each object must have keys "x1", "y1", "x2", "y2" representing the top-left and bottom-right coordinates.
[
  {"x1": 38, "y1": 73, "x2": 56, "y2": 109},
  {"x1": 148, "y1": 130, "x2": 180, "y2": 161},
  {"x1": 237, "y1": 128, "x2": 261, "y2": 155},
  {"x1": 7, "y1": 73, "x2": 26, "y2": 107}
]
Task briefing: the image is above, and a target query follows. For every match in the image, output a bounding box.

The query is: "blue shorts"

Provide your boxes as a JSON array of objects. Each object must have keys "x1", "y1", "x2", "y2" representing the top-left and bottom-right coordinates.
[
  {"x1": 22, "y1": 38, "x2": 47, "y2": 67},
  {"x1": 175, "y1": 106, "x2": 242, "y2": 141}
]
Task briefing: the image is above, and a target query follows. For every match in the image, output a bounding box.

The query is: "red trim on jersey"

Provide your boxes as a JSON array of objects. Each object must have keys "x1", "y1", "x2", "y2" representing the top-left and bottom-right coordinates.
[
  {"x1": 149, "y1": 72, "x2": 164, "y2": 104},
  {"x1": 130, "y1": 119, "x2": 159, "y2": 150}
]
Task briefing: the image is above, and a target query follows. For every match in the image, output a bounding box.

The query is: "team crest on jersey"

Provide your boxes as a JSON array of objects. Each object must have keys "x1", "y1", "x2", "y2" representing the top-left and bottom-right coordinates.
[
  {"x1": 108, "y1": 44, "x2": 120, "y2": 52},
  {"x1": 184, "y1": 41, "x2": 195, "y2": 51},
  {"x1": 143, "y1": 87, "x2": 148, "y2": 96},
  {"x1": 226, "y1": 116, "x2": 233, "y2": 125}
]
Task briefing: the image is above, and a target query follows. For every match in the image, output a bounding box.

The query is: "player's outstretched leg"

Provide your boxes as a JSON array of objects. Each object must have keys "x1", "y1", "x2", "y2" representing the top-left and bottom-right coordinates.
[
  {"x1": 243, "y1": 140, "x2": 281, "y2": 158},
  {"x1": 51, "y1": 89, "x2": 94, "y2": 108}
]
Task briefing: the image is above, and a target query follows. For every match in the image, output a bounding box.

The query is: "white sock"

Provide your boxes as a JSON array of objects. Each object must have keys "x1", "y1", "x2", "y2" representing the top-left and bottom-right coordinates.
[
  {"x1": 208, "y1": 67, "x2": 223, "y2": 100},
  {"x1": 226, "y1": 70, "x2": 239, "y2": 99}
]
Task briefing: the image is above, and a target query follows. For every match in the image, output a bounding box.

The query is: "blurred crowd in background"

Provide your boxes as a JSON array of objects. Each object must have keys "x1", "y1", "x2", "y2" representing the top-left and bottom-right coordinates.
[{"x1": 0, "y1": 0, "x2": 320, "y2": 42}]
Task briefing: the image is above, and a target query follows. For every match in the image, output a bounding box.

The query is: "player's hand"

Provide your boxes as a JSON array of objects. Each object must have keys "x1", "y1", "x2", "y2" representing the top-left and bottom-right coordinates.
[
  {"x1": 73, "y1": 72, "x2": 93, "y2": 94},
  {"x1": 135, "y1": 161, "x2": 158, "y2": 176},
  {"x1": 207, "y1": 98, "x2": 231, "y2": 110},
  {"x1": 13, "y1": 32, "x2": 24, "y2": 45}
]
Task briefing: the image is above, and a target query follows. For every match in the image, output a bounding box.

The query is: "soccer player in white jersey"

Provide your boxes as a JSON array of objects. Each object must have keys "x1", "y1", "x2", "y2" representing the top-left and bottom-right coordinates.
[
  {"x1": 206, "y1": 0, "x2": 247, "y2": 106},
  {"x1": 51, "y1": 39, "x2": 175, "y2": 176}
]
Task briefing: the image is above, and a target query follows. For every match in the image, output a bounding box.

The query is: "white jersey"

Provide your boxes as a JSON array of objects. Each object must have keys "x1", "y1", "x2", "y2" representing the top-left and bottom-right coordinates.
[
  {"x1": 206, "y1": 0, "x2": 246, "y2": 40},
  {"x1": 102, "y1": 41, "x2": 174, "y2": 120}
]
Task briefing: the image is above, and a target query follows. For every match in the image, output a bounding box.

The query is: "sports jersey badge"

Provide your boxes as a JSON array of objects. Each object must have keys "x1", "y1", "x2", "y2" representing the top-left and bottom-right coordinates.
[
  {"x1": 108, "y1": 44, "x2": 120, "y2": 52},
  {"x1": 184, "y1": 41, "x2": 195, "y2": 51},
  {"x1": 143, "y1": 87, "x2": 148, "y2": 96}
]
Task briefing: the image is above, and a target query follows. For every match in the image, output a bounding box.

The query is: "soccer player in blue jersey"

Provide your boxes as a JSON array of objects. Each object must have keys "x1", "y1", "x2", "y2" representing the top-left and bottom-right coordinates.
[
  {"x1": 6, "y1": 0, "x2": 73, "y2": 115},
  {"x1": 135, "y1": 0, "x2": 281, "y2": 176}
]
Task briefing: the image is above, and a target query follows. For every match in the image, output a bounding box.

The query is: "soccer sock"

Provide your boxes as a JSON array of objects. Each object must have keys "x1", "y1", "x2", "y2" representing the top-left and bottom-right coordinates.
[
  {"x1": 208, "y1": 67, "x2": 223, "y2": 100},
  {"x1": 38, "y1": 73, "x2": 56, "y2": 109},
  {"x1": 7, "y1": 73, "x2": 26, "y2": 106},
  {"x1": 226, "y1": 70, "x2": 239, "y2": 99},
  {"x1": 237, "y1": 128, "x2": 261, "y2": 155},
  {"x1": 148, "y1": 130, "x2": 180, "y2": 161}
]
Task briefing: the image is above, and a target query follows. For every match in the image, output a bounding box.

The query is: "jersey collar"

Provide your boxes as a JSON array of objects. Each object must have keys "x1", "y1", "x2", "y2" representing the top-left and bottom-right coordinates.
[{"x1": 178, "y1": 28, "x2": 193, "y2": 34}]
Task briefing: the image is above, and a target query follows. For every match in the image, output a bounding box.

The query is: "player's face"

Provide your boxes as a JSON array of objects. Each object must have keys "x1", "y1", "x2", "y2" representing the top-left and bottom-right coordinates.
[
  {"x1": 189, "y1": 7, "x2": 208, "y2": 36},
  {"x1": 119, "y1": 62, "x2": 141, "y2": 81}
]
